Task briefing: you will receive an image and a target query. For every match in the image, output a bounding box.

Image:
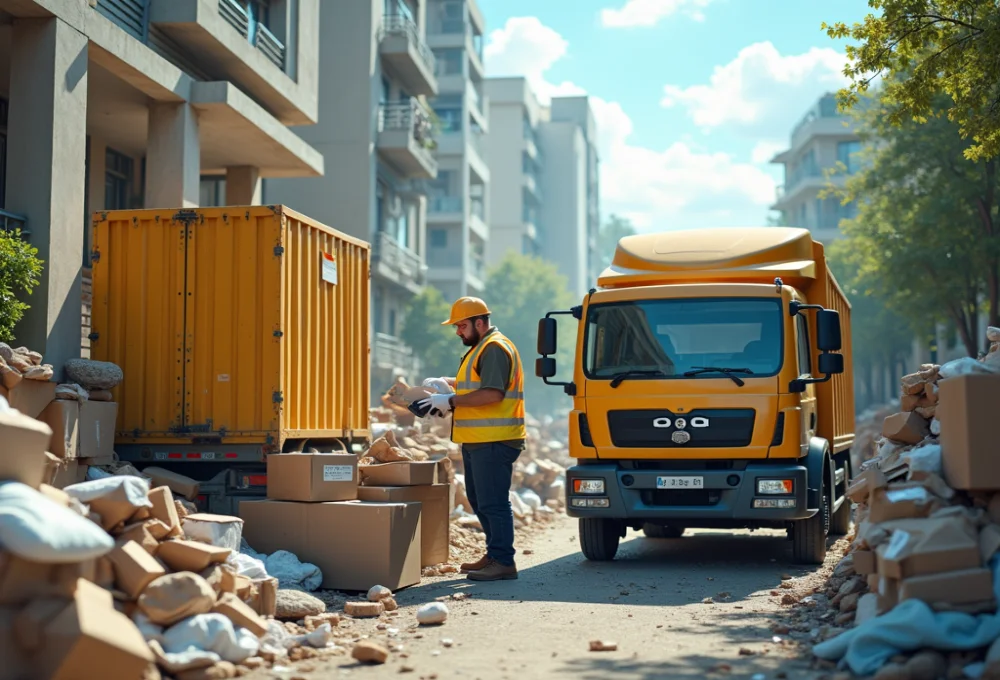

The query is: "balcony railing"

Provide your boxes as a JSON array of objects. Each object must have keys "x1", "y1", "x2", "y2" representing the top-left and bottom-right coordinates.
[
  {"x1": 255, "y1": 23, "x2": 285, "y2": 69},
  {"x1": 218, "y1": 0, "x2": 286, "y2": 70},
  {"x1": 219, "y1": 0, "x2": 250, "y2": 37},
  {"x1": 373, "y1": 231, "x2": 425, "y2": 286},
  {"x1": 373, "y1": 332, "x2": 420, "y2": 374},
  {"x1": 379, "y1": 99, "x2": 436, "y2": 149},
  {"x1": 381, "y1": 14, "x2": 436, "y2": 74},
  {"x1": 470, "y1": 198, "x2": 485, "y2": 221},
  {"x1": 429, "y1": 195, "x2": 463, "y2": 213},
  {"x1": 469, "y1": 129, "x2": 486, "y2": 160},
  {"x1": 0, "y1": 209, "x2": 29, "y2": 238}
]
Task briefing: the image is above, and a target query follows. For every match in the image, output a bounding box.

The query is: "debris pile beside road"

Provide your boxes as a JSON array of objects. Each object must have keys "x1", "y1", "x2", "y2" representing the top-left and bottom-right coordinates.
[{"x1": 780, "y1": 328, "x2": 1000, "y2": 679}]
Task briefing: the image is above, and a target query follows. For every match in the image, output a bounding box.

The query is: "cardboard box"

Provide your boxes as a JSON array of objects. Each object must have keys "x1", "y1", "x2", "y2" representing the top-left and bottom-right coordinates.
[
  {"x1": 49, "y1": 459, "x2": 86, "y2": 489},
  {"x1": 882, "y1": 411, "x2": 930, "y2": 445},
  {"x1": 144, "y1": 467, "x2": 200, "y2": 500},
  {"x1": 239, "y1": 500, "x2": 422, "y2": 592},
  {"x1": 853, "y1": 550, "x2": 876, "y2": 575},
  {"x1": 0, "y1": 409, "x2": 53, "y2": 488},
  {"x1": 78, "y1": 401, "x2": 117, "y2": 459},
  {"x1": 243, "y1": 576, "x2": 278, "y2": 618},
  {"x1": 847, "y1": 467, "x2": 888, "y2": 504},
  {"x1": 182, "y1": 513, "x2": 244, "y2": 551},
  {"x1": 877, "y1": 575, "x2": 899, "y2": 613},
  {"x1": 38, "y1": 399, "x2": 80, "y2": 460},
  {"x1": 267, "y1": 452, "x2": 358, "y2": 502},
  {"x1": 148, "y1": 486, "x2": 182, "y2": 538},
  {"x1": 875, "y1": 517, "x2": 981, "y2": 580},
  {"x1": 6, "y1": 379, "x2": 56, "y2": 419},
  {"x1": 156, "y1": 539, "x2": 231, "y2": 572},
  {"x1": 357, "y1": 484, "x2": 450, "y2": 566},
  {"x1": 213, "y1": 593, "x2": 268, "y2": 637},
  {"x1": 869, "y1": 485, "x2": 943, "y2": 523},
  {"x1": 108, "y1": 541, "x2": 167, "y2": 599},
  {"x1": 0, "y1": 554, "x2": 90, "y2": 605},
  {"x1": 898, "y1": 568, "x2": 996, "y2": 610},
  {"x1": 980, "y1": 524, "x2": 1000, "y2": 564},
  {"x1": 360, "y1": 461, "x2": 437, "y2": 487},
  {"x1": 938, "y1": 374, "x2": 1000, "y2": 490}
]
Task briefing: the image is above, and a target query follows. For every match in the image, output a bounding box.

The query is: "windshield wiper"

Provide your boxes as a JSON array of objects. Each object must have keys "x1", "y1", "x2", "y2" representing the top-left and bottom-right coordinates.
[
  {"x1": 609, "y1": 369, "x2": 672, "y2": 388},
  {"x1": 682, "y1": 366, "x2": 754, "y2": 387}
]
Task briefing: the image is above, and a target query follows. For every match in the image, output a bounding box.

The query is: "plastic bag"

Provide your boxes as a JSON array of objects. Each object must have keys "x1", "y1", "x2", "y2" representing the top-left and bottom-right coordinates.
[
  {"x1": 0, "y1": 481, "x2": 115, "y2": 563},
  {"x1": 517, "y1": 489, "x2": 542, "y2": 511},
  {"x1": 227, "y1": 552, "x2": 268, "y2": 580},
  {"x1": 183, "y1": 515, "x2": 244, "y2": 552},
  {"x1": 264, "y1": 550, "x2": 322, "y2": 592},
  {"x1": 939, "y1": 357, "x2": 1000, "y2": 379},
  {"x1": 162, "y1": 613, "x2": 259, "y2": 663}
]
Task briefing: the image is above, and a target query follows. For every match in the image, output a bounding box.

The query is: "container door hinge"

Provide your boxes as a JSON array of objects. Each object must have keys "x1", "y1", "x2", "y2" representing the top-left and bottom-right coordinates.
[
  {"x1": 272, "y1": 391, "x2": 284, "y2": 404},
  {"x1": 274, "y1": 245, "x2": 284, "y2": 257},
  {"x1": 273, "y1": 329, "x2": 283, "y2": 338},
  {"x1": 90, "y1": 249, "x2": 100, "y2": 264},
  {"x1": 88, "y1": 332, "x2": 99, "y2": 342}
]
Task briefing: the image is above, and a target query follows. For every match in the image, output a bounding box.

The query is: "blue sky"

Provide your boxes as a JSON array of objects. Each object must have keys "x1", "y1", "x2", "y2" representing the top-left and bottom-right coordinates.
[{"x1": 476, "y1": 0, "x2": 875, "y2": 232}]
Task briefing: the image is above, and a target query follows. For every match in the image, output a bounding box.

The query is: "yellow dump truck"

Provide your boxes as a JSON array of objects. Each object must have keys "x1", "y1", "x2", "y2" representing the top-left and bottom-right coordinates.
[
  {"x1": 89, "y1": 206, "x2": 371, "y2": 515},
  {"x1": 535, "y1": 227, "x2": 855, "y2": 564}
]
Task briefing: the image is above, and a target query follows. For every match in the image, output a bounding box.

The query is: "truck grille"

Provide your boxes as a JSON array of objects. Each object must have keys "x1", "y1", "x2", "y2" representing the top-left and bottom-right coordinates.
[
  {"x1": 607, "y1": 409, "x2": 755, "y2": 448},
  {"x1": 641, "y1": 489, "x2": 722, "y2": 507}
]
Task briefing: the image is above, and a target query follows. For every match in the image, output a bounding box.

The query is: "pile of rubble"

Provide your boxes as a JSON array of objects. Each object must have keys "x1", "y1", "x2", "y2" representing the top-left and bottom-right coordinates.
[{"x1": 783, "y1": 328, "x2": 1000, "y2": 678}]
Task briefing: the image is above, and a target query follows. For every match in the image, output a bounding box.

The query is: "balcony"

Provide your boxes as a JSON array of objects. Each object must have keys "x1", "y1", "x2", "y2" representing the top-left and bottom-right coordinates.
[
  {"x1": 470, "y1": 198, "x2": 488, "y2": 240},
  {"x1": 373, "y1": 332, "x2": 421, "y2": 375},
  {"x1": 0, "y1": 209, "x2": 29, "y2": 238},
  {"x1": 523, "y1": 173, "x2": 542, "y2": 201},
  {"x1": 372, "y1": 231, "x2": 426, "y2": 294},
  {"x1": 379, "y1": 15, "x2": 438, "y2": 97},
  {"x1": 377, "y1": 100, "x2": 439, "y2": 179},
  {"x1": 428, "y1": 195, "x2": 463, "y2": 218}
]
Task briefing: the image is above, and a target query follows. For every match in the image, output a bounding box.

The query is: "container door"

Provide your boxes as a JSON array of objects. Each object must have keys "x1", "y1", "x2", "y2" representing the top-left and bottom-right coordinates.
[
  {"x1": 183, "y1": 208, "x2": 283, "y2": 442},
  {"x1": 91, "y1": 211, "x2": 188, "y2": 437}
]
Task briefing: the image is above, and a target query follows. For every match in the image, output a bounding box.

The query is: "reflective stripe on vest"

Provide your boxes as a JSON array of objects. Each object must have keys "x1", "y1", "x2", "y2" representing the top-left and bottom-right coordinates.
[{"x1": 452, "y1": 330, "x2": 527, "y2": 444}]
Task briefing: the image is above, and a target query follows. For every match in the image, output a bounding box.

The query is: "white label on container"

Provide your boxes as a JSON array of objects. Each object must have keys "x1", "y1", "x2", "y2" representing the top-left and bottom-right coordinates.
[
  {"x1": 322, "y1": 252, "x2": 338, "y2": 285},
  {"x1": 323, "y1": 465, "x2": 353, "y2": 482},
  {"x1": 218, "y1": 374, "x2": 230, "y2": 382}
]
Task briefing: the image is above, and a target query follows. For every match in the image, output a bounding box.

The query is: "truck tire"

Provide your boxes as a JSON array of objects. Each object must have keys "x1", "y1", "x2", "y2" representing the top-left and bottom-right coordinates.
[
  {"x1": 792, "y1": 489, "x2": 829, "y2": 565},
  {"x1": 642, "y1": 523, "x2": 685, "y2": 539},
  {"x1": 579, "y1": 518, "x2": 621, "y2": 561}
]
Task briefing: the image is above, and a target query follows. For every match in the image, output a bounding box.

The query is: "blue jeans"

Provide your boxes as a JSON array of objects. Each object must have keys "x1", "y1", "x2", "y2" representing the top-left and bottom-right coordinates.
[{"x1": 462, "y1": 442, "x2": 522, "y2": 566}]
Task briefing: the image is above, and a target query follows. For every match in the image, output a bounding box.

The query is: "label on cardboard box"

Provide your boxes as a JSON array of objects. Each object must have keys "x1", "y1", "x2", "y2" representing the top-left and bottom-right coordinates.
[{"x1": 323, "y1": 465, "x2": 354, "y2": 482}]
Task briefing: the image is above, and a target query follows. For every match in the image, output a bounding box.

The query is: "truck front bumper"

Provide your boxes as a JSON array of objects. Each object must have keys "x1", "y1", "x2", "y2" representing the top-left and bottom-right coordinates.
[{"x1": 565, "y1": 462, "x2": 815, "y2": 522}]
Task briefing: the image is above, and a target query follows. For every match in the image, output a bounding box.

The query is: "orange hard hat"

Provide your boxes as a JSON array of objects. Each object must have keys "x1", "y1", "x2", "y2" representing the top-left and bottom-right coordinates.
[{"x1": 442, "y1": 296, "x2": 491, "y2": 325}]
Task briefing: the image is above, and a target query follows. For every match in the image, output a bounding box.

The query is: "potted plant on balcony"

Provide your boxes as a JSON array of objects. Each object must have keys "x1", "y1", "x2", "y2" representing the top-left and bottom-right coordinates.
[{"x1": 413, "y1": 105, "x2": 440, "y2": 151}]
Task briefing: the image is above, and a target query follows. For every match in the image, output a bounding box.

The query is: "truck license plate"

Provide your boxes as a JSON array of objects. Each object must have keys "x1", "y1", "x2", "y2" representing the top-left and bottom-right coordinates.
[{"x1": 657, "y1": 476, "x2": 704, "y2": 489}]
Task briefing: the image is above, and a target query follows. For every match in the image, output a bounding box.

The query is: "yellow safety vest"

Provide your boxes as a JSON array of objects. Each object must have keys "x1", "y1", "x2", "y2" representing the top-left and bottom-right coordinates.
[{"x1": 452, "y1": 329, "x2": 527, "y2": 444}]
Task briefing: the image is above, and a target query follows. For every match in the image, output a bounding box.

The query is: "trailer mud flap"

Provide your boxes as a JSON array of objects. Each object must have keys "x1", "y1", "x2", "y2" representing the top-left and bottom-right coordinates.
[{"x1": 805, "y1": 436, "x2": 830, "y2": 513}]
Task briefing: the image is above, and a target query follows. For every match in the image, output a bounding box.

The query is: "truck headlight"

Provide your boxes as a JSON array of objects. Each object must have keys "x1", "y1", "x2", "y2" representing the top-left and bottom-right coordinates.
[
  {"x1": 757, "y1": 479, "x2": 794, "y2": 495},
  {"x1": 572, "y1": 479, "x2": 605, "y2": 495}
]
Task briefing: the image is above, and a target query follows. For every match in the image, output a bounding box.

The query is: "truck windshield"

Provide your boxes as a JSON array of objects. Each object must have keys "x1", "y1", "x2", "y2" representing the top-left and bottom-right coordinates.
[{"x1": 584, "y1": 298, "x2": 783, "y2": 380}]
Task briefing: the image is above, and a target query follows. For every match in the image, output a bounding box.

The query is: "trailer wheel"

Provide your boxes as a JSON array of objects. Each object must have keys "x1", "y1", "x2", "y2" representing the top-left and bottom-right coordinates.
[
  {"x1": 791, "y1": 486, "x2": 829, "y2": 565},
  {"x1": 579, "y1": 518, "x2": 621, "y2": 561},
  {"x1": 642, "y1": 523, "x2": 685, "y2": 539}
]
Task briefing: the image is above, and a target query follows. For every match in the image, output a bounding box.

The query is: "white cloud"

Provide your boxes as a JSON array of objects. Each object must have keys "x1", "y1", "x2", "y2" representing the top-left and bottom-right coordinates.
[
  {"x1": 600, "y1": 0, "x2": 716, "y2": 27},
  {"x1": 484, "y1": 17, "x2": 777, "y2": 232},
  {"x1": 751, "y1": 140, "x2": 785, "y2": 165},
  {"x1": 661, "y1": 41, "x2": 850, "y2": 139}
]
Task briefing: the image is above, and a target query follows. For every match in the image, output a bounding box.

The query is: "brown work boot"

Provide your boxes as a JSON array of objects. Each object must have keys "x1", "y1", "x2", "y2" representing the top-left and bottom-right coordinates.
[
  {"x1": 460, "y1": 554, "x2": 489, "y2": 574},
  {"x1": 466, "y1": 558, "x2": 518, "y2": 581}
]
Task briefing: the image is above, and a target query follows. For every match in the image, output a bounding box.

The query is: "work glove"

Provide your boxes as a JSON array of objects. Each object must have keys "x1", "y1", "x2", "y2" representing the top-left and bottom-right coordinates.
[
  {"x1": 421, "y1": 377, "x2": 454, "y2": 395},
  {"x1": 415, "y1": 392, "x2": 453, "y2": 417}
]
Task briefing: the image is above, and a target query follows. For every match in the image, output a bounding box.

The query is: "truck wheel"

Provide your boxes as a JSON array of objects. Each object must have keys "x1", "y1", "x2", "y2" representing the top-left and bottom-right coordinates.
[
  {"x1": 792, "y1": 490, "x2": 829, "y2": 565},
  {"x1": 579, "y1": 518, "x2": 621, "y2": 561},
  {"x1": 642, "y1": 523, "x2": 685, "y2": 539}
]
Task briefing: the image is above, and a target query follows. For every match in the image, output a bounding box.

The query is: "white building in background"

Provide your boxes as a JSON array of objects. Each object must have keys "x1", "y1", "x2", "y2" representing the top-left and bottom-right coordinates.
[
  {"x1": 424, "y1": 0, "x2": 489, "y2": 303},
  {"x1": 769, "y1": 92, "x2": 861, "y2": 244},
  {"x1": 264, "y1": 0, "x2": 439, "y2": 402},
  {"x1": 484, "y1": 77, "x2": 601, "y2": 298}
]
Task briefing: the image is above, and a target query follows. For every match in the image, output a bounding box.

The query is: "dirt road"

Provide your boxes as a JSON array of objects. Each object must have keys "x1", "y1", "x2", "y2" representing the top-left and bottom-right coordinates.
[{"x1": 254, "y1": 514, "x2": 847, "y2": 680}]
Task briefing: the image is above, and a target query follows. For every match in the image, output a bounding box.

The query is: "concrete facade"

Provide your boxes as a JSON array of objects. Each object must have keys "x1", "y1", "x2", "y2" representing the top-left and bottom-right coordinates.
[
  {"x1": 264, "y1": 0, "x2": 440, "y2": 402},
  {"x1": 424, "y1": 0, "x2": 488, "y2": 304},
  {"x1": 770, "y1": 92, "x2": 860, "y2": 244},
  {"x1": 485, "y1": 77, "x2": 601, "y2": 298},
  {"x1": 0, "y1": 0, "x2": 323, "y2": 376}
]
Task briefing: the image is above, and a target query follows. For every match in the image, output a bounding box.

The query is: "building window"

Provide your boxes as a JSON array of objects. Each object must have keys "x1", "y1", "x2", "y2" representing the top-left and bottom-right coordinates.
[
  {"x1": 433, "y1": 106, "x2": 463, "y2": 132},
  {"x1": 433, "y1": 49, "x2": 464, "y2": 77},
  {"x1": 384, "y1": 0, "x2": 414, "y2": 21},
  {"x1": 241, "y1": 0, "x2": 272, "y2": 28},
  {"x1": 430, "y1": 229, "x2": 447, "y2": 248},
  {"x1": 388, "y1": 308, "x2": 397, "y2": 336},
  {"x1": 200, "y1": 176, "x2": 227, "y2": 207},
  {"x1": 380, "y1": 77, "x2": 390, "y2": 106},
  {"x1": 837, "y1": 140, "x2": 862, "y2": 174},
  {"x1": 105, "y1": 149, "x2": 134, "y2": 210}
]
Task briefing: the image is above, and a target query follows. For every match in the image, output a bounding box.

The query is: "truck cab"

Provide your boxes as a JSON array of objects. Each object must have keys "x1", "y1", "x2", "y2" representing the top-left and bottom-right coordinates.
[{"x1": 535, "y1": 227, "x2": 855, "y2": 564}]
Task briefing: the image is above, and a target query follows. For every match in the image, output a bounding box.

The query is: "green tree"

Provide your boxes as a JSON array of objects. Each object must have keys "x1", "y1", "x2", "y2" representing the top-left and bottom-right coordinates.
[
  {"x1": 485, "y1": 252, "x2": 578, "y2": 416},
  {"x1": 400, "y1": 287, "x2": 464, "y2": 379},
  {"x1": 824, "y1": 1, "x2": 1000, "y2": 160},
  {"x1": 597, "y1": 214, "x2": 637, "y2": 271},
  {"x1": 0, "y1": 229, "x2": 43, "y2": 342},
  {"x1": 828, "y1": 85, "x2": 1000, "y2": 356}
]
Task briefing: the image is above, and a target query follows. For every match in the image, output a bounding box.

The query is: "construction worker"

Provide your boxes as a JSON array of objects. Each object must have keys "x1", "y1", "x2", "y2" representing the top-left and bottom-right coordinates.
[{"x1": 415, "y1": 296, "x2": 526, "y2": 581}]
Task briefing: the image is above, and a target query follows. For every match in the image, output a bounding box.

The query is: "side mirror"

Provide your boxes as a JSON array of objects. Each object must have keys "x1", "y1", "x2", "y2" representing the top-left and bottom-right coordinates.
[
  {"x1": 536, "y1": 357, "x2": 556, "y2": 379},
  {"x1": 816, "y1": 310, "x2": 842, "y2": 352},
  {"x1": 818, "y1": 352, "x2": 844, "y2": 376},
  {"x1": 537, "y1": 317, "x2": 557, "y2": 356}
]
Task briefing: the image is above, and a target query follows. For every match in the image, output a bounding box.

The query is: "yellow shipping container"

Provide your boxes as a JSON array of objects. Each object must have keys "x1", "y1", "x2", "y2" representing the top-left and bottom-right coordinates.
[{"x1": 90, "y1": 206, "x2": 370, "y2": 457}]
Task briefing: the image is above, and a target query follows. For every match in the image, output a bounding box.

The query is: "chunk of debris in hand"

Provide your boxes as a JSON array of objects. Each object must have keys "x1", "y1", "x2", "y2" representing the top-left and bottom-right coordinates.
[
  {"x1": 351, "y1": 640, "x2": 389, "y2": 664},
  {"x1": 589, "y1": 640, "x2": 617, "y2": 652}
]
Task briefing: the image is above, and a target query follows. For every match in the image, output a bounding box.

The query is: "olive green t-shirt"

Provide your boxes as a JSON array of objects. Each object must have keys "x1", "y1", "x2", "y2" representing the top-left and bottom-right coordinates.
[{"x1": 460, "y1": 329, "x2": 526, "y2": 451}]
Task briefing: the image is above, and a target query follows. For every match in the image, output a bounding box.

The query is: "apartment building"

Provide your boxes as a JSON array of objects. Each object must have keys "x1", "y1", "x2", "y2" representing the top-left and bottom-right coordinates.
[
  {"x1": 423, "y1": 0, "x2": 489, "y2": 303},
  {"x1": 0, "y1": 0, "x2": 322, "y2": 377},
  {"x1": 484, "y1": 77, "x2": 600, "y2": 298},
  {"x1": 264, "y1": 0, "x2": 439, "y2": 402},
  {"x1": 769, "y1": 92, "x2": 861, "y2": 244}
]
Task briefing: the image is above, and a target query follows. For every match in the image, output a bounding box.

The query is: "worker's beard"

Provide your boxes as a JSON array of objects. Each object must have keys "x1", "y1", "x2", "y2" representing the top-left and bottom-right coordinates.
[{"x1": 461, "y1": 328, "x2": 482, "y2": 347}]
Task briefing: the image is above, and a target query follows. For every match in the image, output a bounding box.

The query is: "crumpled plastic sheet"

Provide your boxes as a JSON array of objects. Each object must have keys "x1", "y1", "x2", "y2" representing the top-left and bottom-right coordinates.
[
  {"x1": 264, "y1": 549, "x2": 322, "y2": 592},
  {"x1": 939, "y1": 357, "x2": 1000, "y2": 379},
  {"x1": 813, "y1": 555, "x2": 1000, "y2": 676},
  {"x1": 162, "y1": 613, "x2": 260, "y2": 663},
  {"x1": 228, "y1": 551, "x2": 268, "y2": 580},
  {"x1": 259, "y1": 619, "x2": 333, "y2": 660}
]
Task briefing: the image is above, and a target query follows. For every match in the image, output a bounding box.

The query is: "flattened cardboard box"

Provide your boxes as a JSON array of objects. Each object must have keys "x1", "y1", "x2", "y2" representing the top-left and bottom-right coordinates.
[
  {"x1": 938, "y1": 374, "x2": 1000, "y2": 490},
  {"x1": 267, "y1": 452, "x2": 358, "y2": 502},
  {"x1": 360, "y1": 461, "x2": 437, "y2": 487},
  {"x1": 875, "y1": 517, "x2": 981, "y2": 580},
  {"x1": 78, "y1": 401, "x2": 118, "y2": 459},
  {"x1": 6, "y1": 379, "x2": 56, "y2": 419},
  {"x1": 0, "y1": 409, "x2": 53, "y2": 489},
  {"x1": 898, "y1": 568, "x2": 996, "y2": 611},
  {"x1": 357, "y1": 484, "x2": 450, "y2": 566},
  {"x1": 39, "y1": 399, "x2": 80, "y2": 459},
  {"x1": 239, "y1": 499, "x2": 422, "y2": 591},
  {"x1": 882, "y1": 411, "x2": 930, "y2": 445}
]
